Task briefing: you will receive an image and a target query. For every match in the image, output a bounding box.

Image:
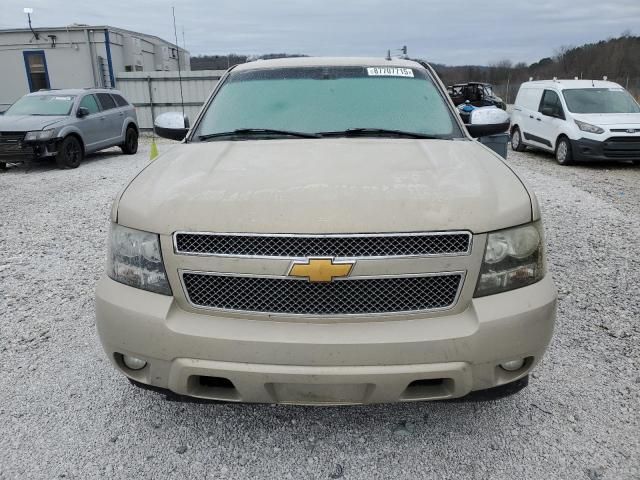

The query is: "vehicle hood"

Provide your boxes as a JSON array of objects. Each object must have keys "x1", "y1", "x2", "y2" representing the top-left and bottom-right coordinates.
[
  {"x1": 573, "y1": 113, "x2": 640, "y2": 126},
  {"x1": 0, "y1": 114, "x2": 68, "y2": 131},
  {"x1": 117, "y1": 138, "x2": 532, "y2": 235}
]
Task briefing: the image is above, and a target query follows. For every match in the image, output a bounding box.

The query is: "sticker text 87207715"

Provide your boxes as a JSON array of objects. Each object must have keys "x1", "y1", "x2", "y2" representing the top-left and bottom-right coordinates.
[{"x1": 366, "y1": 67, "x2": 414, "y2": 78}]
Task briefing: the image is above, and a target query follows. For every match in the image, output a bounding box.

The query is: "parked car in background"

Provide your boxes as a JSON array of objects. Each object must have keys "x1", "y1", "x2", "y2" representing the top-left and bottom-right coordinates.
[
  {"x1": 96, "y1": 57, "x2": 555, "y2": 405},
  {"x1": 448, "y1": 82, "x2": 506, "y2": 110},
  {"x1": 0, "y1": 88, "x2": 138, "y2": 170},
  {"x1": 510, "y1": 79, "x2": 640, "y2": 165}
]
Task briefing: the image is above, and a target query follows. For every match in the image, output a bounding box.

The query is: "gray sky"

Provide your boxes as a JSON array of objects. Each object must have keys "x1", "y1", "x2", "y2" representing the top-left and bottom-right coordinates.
[{"x1": 2, "y1": 0, "x2": 639, "y2": 65}]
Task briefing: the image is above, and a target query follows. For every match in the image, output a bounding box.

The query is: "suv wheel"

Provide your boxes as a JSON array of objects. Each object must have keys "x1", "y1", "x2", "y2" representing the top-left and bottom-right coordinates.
[
  {"x1": 121, "y1": 126, "x2": 138, "y2": 155},
  {"x1": 55, "y1": 136, "x2": 83, "y2": 169},
  {"x1": 555, "y1": 137, "x2": 574, "y2": 165},
  {"x1": 511, "y1": 127, "x2": 526, "y2": 152}
]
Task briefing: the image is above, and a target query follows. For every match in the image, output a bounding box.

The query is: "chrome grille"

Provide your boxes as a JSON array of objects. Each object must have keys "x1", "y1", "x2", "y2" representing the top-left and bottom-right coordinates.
[
  {"x1": 182, "y1": 272, "x2": 464, "y2": 315},
  {"x1": 175, "y1": 232, "x2": 471, "y2": 258}
]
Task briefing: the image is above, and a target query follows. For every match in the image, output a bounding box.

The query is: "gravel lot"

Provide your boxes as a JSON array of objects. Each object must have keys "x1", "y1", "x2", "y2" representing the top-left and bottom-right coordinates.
[{"x1": 0, "y1": 138, "x2": 638, "y2": 480}]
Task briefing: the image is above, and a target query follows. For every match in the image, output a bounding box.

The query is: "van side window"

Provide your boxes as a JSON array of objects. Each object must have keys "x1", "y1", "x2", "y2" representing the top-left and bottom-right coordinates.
[
  {"x1": 539, "y1": 90, "x2": 564, "y2": 119},
  {"x1": 515, "y1": 88, "x2": 542, "y2": 111}
]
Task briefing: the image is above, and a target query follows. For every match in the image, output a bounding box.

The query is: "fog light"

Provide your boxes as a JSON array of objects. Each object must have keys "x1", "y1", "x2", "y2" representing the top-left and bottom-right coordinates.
[
  {"x1": 122, "y1": 354, "x2": 147, "y2": 370},
  {"x1": 500, "y1": 359, "x2": 525, "y2": 371}
]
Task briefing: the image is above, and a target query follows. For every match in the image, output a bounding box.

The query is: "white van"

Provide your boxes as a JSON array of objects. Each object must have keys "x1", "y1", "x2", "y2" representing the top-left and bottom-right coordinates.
[{"x1": 510, "y1": 80, "x2": 640, "y2": 165}]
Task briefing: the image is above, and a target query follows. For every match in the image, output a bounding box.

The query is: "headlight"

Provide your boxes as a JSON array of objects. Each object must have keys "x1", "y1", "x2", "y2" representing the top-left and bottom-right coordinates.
[
  {"x1": 474, "y1": 222, "x2": 546, "y2": 297},
  {"x1": 574, "y1": 120, "x2": 604, "y2": 134},
  {"x1": 107, "y1": 223, "x2": 172, "y2": 295},
  {"x1": 24, "y1": 129, "x2": 56, "y2": 141}
]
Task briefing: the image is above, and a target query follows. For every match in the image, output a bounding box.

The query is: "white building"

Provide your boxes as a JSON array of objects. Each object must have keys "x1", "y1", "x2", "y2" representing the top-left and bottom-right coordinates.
[{"x1": 0, "y1": 25, "x2": 190, "y2": 110}]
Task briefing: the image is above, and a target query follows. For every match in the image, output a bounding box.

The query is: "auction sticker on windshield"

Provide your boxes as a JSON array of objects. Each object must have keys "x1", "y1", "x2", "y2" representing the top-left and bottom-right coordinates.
[{"x1": 367, "y1": 67, "x2": 414, "y2": 77}]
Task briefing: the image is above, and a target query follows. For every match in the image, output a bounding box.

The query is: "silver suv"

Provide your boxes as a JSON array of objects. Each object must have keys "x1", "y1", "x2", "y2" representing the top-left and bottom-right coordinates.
[{"x1": 0, "y1": 88, "x2": 138, "y2": 170}]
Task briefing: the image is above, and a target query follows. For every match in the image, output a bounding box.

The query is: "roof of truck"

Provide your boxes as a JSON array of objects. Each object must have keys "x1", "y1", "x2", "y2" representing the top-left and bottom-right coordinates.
[{"x1": 233, "y1": 57, "x2": 426, "y2": 71}]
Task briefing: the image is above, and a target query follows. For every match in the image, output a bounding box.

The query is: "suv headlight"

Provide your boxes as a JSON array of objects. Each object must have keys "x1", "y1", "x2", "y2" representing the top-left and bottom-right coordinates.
[
  {"x1": 574, "y1": 120, "x2": 604, "y2": 134},
  {"x1": 474, "y1": 222, "x2": 546, "y2": 297},
  {"x1": 107, "y1": 223, "x2": 172, "y2": 295},
  {"x1": 24, "y1": 129, "x2": 56, "y2": 141}
]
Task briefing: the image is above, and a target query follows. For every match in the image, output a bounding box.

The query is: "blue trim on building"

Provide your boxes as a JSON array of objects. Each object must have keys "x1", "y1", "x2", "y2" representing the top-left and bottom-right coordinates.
[
  {"x1": 23, "y1": 50, "x2": 51, "y2": 92},
  {"x1": 104, "y1": 29, "x2": 116, "y2": 87}
]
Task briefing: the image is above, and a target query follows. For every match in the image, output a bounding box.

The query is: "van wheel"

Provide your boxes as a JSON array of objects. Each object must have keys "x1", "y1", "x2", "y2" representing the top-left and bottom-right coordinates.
[
  {"x1": 511, "y1": 127, "x2": 526, "y2": 152},
  {"x1": 121, "y1": 126, "x2": 138, "y2": 155},
  {"x1": 555, "y1": 137, "x2": 574, "y2": 165},
  {"x1": 55, "y1": 136, "x2": 83, "y2": 169}
]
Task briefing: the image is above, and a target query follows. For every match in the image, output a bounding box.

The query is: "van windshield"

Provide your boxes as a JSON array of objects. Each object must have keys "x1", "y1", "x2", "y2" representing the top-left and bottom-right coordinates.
[
  {"x1": 562, "y1": 88, "x2": 640, "y2": 114},
  {"x1": 5, "y1": 94, "x2": 76, "y2": 116},
  {"x1": 194, "y1": 66, "x2": 463, "y2": 140}
]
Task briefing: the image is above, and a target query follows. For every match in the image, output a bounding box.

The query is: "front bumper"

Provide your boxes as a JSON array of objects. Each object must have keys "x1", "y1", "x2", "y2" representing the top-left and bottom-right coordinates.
[
  {"x1": 571, "y1": 136, "x2": 640, "y2": 162},
  {"x1": 0, "y1": 139, "x2": 59, "y2": 162},
  {"x1": 96, "y1": 275, "x2": 557, "y2": 405}
]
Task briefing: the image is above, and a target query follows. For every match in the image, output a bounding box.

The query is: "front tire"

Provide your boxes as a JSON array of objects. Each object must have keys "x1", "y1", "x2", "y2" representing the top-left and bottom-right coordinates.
[
  {"x1": 555, "y1": 136, "x2": 574, "y2": 165},
  {"x1": 0, "y1": 161, "x2": 6, "y2": 171},
  {"x1": 511, "y1": 127, "x2": 526, "y2": 152},
  {"x1": 55, "y1": 136, "x2": 83, "y2": 169},
  {"x1": 121, "y1": 126, "x2": 138, "y2": 155}
]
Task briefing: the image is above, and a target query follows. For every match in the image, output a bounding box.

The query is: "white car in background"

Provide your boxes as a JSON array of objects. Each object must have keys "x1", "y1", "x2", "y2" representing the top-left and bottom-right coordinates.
[{"x1": 510, "y1": 79, "x2": 640, "y2": 165}]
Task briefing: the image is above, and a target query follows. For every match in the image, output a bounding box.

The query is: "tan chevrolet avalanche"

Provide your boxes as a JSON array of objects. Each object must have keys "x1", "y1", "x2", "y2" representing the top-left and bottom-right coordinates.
[{"x1": 96, "y1": 57, "x2": 557, "y2": 405}]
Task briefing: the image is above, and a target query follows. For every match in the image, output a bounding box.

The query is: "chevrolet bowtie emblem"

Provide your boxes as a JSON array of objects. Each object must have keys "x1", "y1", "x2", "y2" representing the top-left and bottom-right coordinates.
[{"x1": 289, "y1": 258, "x2": 355, "y2": 283}]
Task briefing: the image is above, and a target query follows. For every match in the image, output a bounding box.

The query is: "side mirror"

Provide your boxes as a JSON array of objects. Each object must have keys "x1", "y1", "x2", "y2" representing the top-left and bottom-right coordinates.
[
  {"x1": 154, "y1": 112, "x2": 190, "y2": 141},
  {"x1": 465, "y1": 107, "x2": 510, "y2": 138},
  {"x1": 540, "y1": 106, "x2": 554, "y2": 117},
  {"x1": 76, "y1": 107, "x2": 90, "y2": 118},
  {"x1": 541, "y1": 106, "x2": 563, "y2": 119}
]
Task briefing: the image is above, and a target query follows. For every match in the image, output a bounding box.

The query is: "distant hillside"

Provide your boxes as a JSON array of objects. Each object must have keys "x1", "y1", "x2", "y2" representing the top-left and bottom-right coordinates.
[
  {"x1": 433, "y1": 34, "x2": 640, "y2": 101},
  {"x1": 189, "y1": 35, "x2": 640, "y2": 101}
]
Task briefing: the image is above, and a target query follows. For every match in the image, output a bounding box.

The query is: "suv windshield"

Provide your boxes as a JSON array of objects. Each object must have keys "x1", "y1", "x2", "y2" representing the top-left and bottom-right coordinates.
[
  {"x1": 5, "y1": 94, "x2": 76, "y2": 116},
  {"x1": 562, "y1": 88, "x2": 640, "y2": 114},
  {"x1": 194, "y1": 66, "x2": 462, "y2": 140}
]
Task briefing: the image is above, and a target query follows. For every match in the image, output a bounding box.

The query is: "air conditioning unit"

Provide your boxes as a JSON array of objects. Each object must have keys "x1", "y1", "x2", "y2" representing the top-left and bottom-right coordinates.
[
  {"x1": 123, "y1": 37, "x2": 143, "y2": 72},
  {"x1": 154, "y1": 45, "x2": 170, "y2": 61}
]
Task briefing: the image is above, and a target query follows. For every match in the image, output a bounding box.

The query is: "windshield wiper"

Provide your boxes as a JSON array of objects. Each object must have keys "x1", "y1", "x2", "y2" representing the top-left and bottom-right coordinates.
[
  {"x1": 199, "y1": 128, "x2": 321, "y2": 141},
  {"x1": 318, "y1": 128, "x2": 445, "y2": 139}
]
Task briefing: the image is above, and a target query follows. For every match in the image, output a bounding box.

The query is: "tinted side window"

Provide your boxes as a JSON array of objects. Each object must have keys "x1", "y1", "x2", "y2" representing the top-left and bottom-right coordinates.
[
  {"x1": 539, "y1": 89, "x2": 564, "y2": 118},
  {"x1": 79, "y1": 94, "x2": 100, "y2": 114},
  {"x1": 96, "y1": 93, "x2": 116, "y2": 110},
  {"x1": 113, "y1": 94, "x2": 129, "y2": 107}
]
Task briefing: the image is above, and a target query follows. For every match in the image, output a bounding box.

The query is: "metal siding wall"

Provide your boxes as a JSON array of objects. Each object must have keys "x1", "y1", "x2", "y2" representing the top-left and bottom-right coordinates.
[{"x1": 115, "y1": 70, "x2": 224, "y2": 129}]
